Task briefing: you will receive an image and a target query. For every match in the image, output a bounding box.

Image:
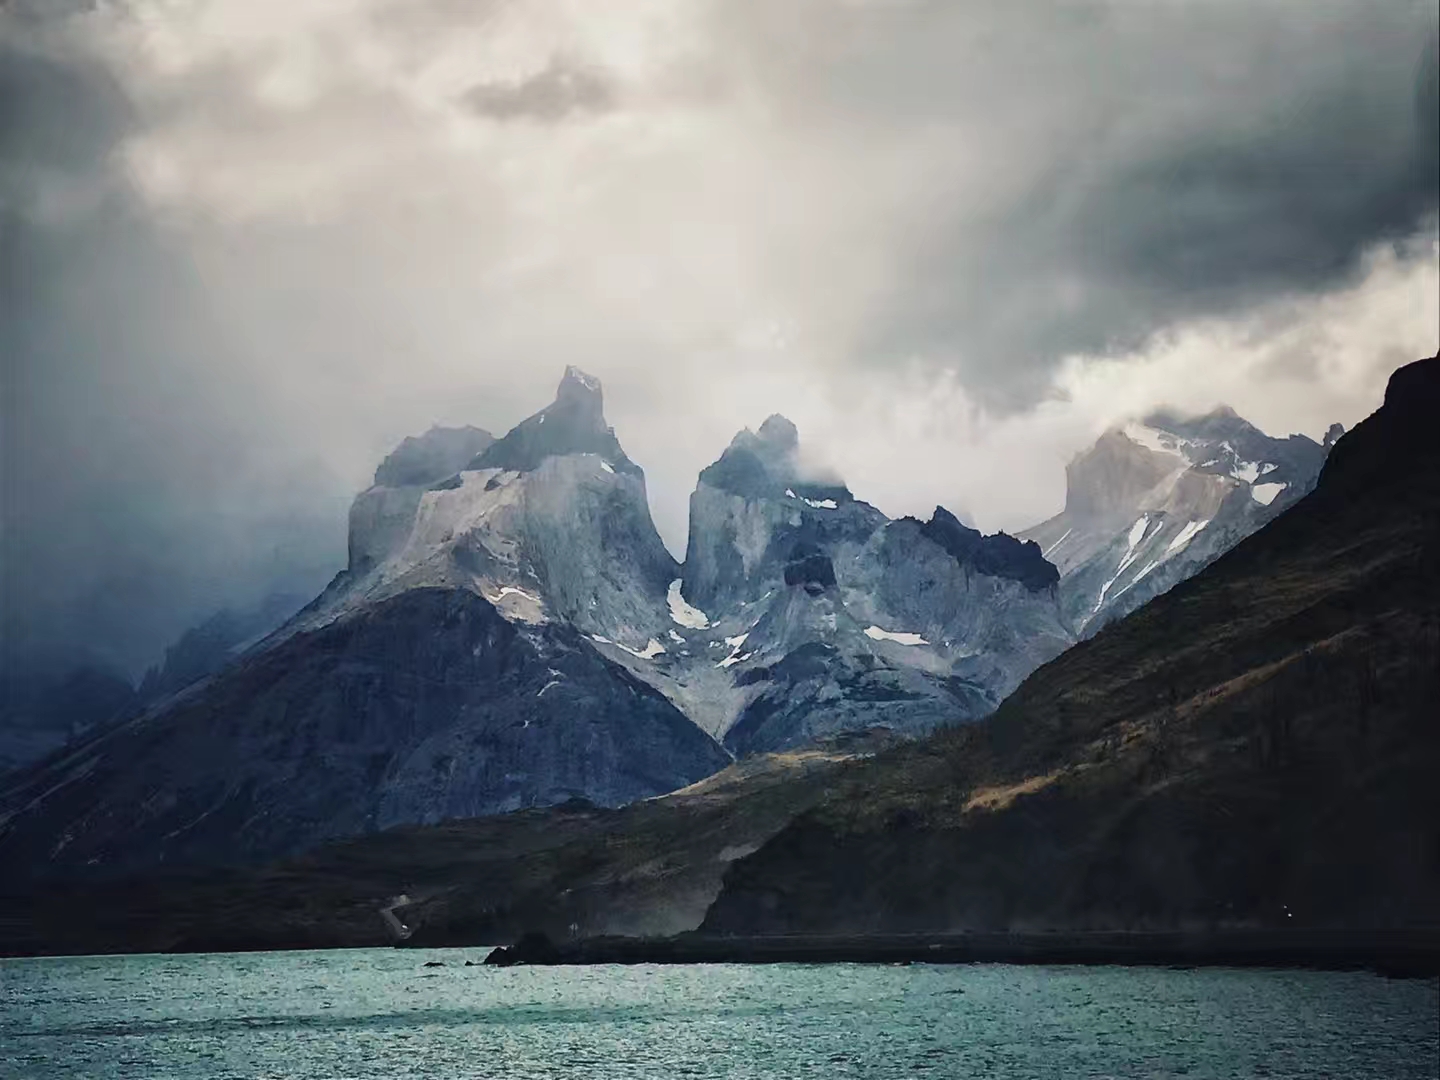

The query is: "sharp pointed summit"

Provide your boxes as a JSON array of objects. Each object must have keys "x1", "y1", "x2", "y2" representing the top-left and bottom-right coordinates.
[{"x1": 471, "y1": 366, "x2": 637, "y2": 476}]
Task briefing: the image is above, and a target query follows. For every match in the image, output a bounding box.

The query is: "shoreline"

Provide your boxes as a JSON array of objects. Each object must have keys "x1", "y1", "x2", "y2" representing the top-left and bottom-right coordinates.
[
  {"x1": 481, "y1": 929, "x2": 1440, "y2": 977},
  {"x1": 4, "y1": 923, "x2": 1437, "y2": 978}
]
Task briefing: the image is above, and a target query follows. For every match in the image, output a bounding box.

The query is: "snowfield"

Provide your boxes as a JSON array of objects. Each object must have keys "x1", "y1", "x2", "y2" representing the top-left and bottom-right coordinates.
[{"x1": 864, "y1": 626, "x2": 930, "y2": 646}]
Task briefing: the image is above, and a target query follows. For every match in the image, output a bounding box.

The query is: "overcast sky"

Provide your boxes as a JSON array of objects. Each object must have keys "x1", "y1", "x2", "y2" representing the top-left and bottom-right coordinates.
[{"x1": 3, "y1": 0, "x2": 1437, "y2": 676}]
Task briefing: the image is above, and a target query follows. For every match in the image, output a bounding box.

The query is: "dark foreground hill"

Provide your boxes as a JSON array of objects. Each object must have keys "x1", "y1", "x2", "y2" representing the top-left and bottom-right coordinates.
[{"x1": 0, "y1": 737, "x2": 882, "y2": 955}]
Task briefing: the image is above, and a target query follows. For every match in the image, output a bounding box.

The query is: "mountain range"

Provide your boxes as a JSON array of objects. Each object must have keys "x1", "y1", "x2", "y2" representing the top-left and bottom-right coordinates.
[
  {"x1": 2, "y1": 354, "x2": 1430, "y2": 957},
  {"x1": 0, "y1": 365, "x2": 1340, "y2": 885}
]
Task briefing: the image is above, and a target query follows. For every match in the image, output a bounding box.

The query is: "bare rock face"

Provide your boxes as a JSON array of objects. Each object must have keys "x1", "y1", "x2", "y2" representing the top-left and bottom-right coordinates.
[
  {"x1": 0, "y1": 589, "x2": 729, "y2": 880},
  {"x1": 700, "y1": 356, "x2": 1440, "y2": 940},
  {"x1": 469, "y1": 366, "x2": 637, "y2": 477},
  {"x1": 637, "y1": 419, "x2": 1073, "y2": 755},
  {"x1": 1021, "y1": 407, "x2": 1331, "y2": 634},
  {"x1": 291, "y1": 368, "x2": 678, "y2": 651}
]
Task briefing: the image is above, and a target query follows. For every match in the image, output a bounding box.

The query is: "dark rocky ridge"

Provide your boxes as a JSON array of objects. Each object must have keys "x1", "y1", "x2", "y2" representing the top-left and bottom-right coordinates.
[
  {"x1": 137, "y1": 592, "x2": 306, "y2": 702},
  {"x1": 0, "y1": 664, "x2": 138, "y2": 775},
  {"x1": 915, "y1": 507, "x2": 1058, "y2": 592},
  {"x1": 781, "y1": 543, "x2": 837, "y2": 594},
  {"x1": 0, "y1": 740, "x2": 876, "y2": 955},
  {"x1": 470, "y1": 366, "x2": 639, "y2": 476}
]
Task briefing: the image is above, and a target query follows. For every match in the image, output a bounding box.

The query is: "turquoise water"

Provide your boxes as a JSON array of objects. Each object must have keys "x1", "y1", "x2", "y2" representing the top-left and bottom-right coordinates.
[{"x1": 2, "y1": 949, "x2": 1436, "y2": 1078}]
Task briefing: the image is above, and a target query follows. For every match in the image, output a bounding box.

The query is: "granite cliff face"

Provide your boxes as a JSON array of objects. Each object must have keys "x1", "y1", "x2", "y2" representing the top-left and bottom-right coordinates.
[
  {"x1": 1021, "y1": 407, "x2": 1331, "y2": 633},
  {"x1": 618, "y1": 416, "x2": 1072, "y2": 756},
  {"x1": 0, "y1": 589, "x2": 728, "y2": 880},
  {"x1": 296, "y1": 367, "x2": 676, "y2": 649}
]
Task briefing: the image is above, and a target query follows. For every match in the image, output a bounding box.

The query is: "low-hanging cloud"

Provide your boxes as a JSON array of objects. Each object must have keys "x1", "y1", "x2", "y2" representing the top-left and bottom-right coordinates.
[
  {"x1": 2, "y1": 0, "x2": 1437, "y2": 676},
  {"x1": 462, "y1": 57, "x2": 615, "y2": 122}
]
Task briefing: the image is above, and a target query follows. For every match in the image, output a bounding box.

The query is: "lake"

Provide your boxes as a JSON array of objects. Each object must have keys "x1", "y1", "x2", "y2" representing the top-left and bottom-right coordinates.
[{"x1": 2, "y1": 948, "x2": 1436, "y2": 1078}]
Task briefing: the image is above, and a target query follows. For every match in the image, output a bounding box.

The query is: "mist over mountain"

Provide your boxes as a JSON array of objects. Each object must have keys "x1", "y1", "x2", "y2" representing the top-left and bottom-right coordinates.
[{"x1": 3, "y1": 4, "x2": 1435, "y2": 683}]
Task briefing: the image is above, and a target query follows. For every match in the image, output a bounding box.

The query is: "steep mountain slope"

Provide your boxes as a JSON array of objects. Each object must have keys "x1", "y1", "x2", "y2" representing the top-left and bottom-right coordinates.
[
  {"x1": 0, "y1": 371, "x2": 728, "y2": 879},
  {"x1": 621, "y1": 415, "x2": 1072, "y2": 756},
  {"x1": 0, "y1": 365, "x2": 1076, "y2": 881},
  {"x1": 703, "y1": 355, "x2": 1439, "y2": 935},
  {"x1": 1022, "y1": 407, "x2": 1330, "y2": 633},
  {"x1": 136, "y1": 592, "x2": 307, "y2": 702},
  {"x1": 0, "y1": 663, "x2": 137, "y2": 775}
]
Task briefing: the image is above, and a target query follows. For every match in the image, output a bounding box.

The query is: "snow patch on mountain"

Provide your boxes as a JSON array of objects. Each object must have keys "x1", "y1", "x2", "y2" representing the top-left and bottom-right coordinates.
[
  {"x1": 1252, "y1": 482, "x2": 1287, "y2": 506},
  {"x1": 667, "y1": 579, "x2": 711, "y2": 629},
  {"x1": 1042, "y1": 527, "x2": 1073, "y2": 558},
  {"x1": 1121, "y1": 422, "x2": 1190, "y2": 458},
  {"x1": 863, "y1": 626, "x2": 930, "y2": 646},
  {"x1": 1232, "y1": 459, "x2": 1262, "y2": 484},
  {"x1": 1093, "y1": 515, "x2": 1152, "y2": 614},
  {"x1": 1167, "y1": 518, "x2": 1211, "y2": 554}
]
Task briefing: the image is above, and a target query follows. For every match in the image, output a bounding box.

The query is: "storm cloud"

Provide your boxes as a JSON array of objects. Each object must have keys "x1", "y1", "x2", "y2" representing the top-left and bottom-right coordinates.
[
  {"x1": 462, "y1": 57, "x2": 615, "y2": 122},
  {"x1": 2, "y1": 1, "x2": 1437, "y2": 676}
]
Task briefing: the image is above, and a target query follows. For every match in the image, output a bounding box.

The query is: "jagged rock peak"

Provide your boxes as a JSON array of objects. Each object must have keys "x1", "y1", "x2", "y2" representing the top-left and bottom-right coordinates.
[
  {"x1": 757, "y1": 414, "x2": 799, "y2": 452},
  {"x1": 469, "y1": 367, "x2": 638, "y2": 475},
  {"x1": 1141, "y1": 403, "x2": 1259, "y2": 443},
  {"x1": 701, "y1": 416, "x2": 849, "y2": 503},
  {"x1": 914, "y1": 506, "x2": 1058, "y2": 592},
  {"x1": 558, "y1": 365, "x2": 604, "y2": 410}
]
